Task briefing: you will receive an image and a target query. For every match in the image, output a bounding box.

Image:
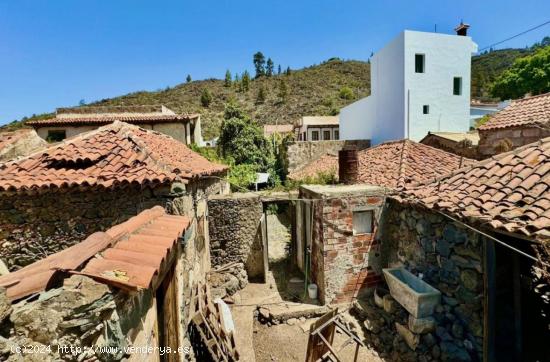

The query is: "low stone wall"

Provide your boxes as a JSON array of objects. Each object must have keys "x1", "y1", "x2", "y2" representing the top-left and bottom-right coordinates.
[
  {"x1": 478, "y1": 126, "x2": 550, "y2": 158},
  {"x1": 207, "y1": 193, "x2": 265, "y2": 280},
  {"x1": 378, "y1": 199, "x2": 484, "y2": 361},
  {"x1": 286, "y1": 139, "x2": 370, "y2": 173}
]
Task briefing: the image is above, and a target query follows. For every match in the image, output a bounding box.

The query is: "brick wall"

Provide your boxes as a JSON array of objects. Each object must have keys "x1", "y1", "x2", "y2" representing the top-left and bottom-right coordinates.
[
  {"x1": 304, "y1": 190, "x2": 384, "y2": 305},
  {"x1": 478, "y1": 126, "x2": 550, "y2": 158}
]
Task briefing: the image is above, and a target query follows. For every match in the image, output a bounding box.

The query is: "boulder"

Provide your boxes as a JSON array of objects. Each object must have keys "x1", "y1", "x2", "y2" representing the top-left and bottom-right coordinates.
[
  {"x1": 0, "y1": 288, "x2": 12, "y2": 323},
  {"x1": 383, "y1": 294, "x2": 398, "y2": 314}
]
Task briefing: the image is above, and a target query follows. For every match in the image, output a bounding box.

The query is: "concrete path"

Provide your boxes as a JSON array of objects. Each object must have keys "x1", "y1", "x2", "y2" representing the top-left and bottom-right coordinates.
[{"x1": 230, "y1": 305, "x2": 256, "y2": 362}]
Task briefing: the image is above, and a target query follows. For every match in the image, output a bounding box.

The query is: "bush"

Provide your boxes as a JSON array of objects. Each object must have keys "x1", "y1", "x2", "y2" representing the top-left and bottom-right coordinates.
[
  {"x1": 227, "y1": 164, "x2": 257, "y2": 191},
  {"x1": 200, "y1": 89, "x2": 212, "y2": 107},
  {"x1": 339, "y1": 86, "x2": 355, "y2": 100}
]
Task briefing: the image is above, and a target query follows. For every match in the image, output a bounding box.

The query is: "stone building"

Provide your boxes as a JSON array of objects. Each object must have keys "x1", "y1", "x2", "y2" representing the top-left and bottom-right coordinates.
[
  {"x1": 297, "y1": 184, "x2": 387, "y2": 305},
  {"x1": 0, "y1": 128, "x2": 47, "y2": 162},
  {"x1": 26, "y1": 105, "x2": 202, "y2": 145},
  {"x1": 0, "y1": 206, "x2": 204, "y2": 361},
  {"x1": 377, "y1": 137, "x2": 550, "y2": 361},
  {"x1": 419, "y1": 131, "x2": 480, "y2": 159},
  {"x1": 0, "y1": 121, "x2": 228, "y2": 270},
  {"x1": 478, "y1": 92, "x2": 550, "y2": 158}
]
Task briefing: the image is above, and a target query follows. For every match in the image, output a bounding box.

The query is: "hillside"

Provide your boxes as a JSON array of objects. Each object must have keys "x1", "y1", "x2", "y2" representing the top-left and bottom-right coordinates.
[
  {"x1": 471, "y1": 48, "x2": 533, "y2": 101},
  {"x1": 3, "y1": 48, "x2": 537, "y2": 137}
]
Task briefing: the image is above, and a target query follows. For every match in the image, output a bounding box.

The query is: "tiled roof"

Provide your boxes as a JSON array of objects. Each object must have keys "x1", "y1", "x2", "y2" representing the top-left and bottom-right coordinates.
[
  {"x1": 287, "y1": 153, "x2": 338, "y2": 181},
  {"x1": 0, "y1": 129, "x2": 32, "y2": 150},
  {"x1": 478, "y1": 92, "x2": 550, "y2": 131},
  {"x1": 0, "y1": 121, "x2": 227, "y2": 193},
  {"x1": 27, "y1": 114, "x2": 199, "y2": 127},
  {"x1": 354, "y1": 140, "x2": 476, "y2": 189},
  {"x1": 0, "y1": 206, "x2": 189, "y2": 301},
  {"x1": 263, "y1": 124, "x2": 294, "y2": 136},
  {"x1": 397, "y1": 137, "x2": 550, "y2": 241}
]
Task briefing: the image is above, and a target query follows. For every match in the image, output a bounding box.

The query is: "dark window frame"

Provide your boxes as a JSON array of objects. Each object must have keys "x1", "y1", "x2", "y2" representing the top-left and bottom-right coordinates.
[
  {"x1": 415, "y1": 54, "x2": 425, "y2": 73},
  {"x1": 311, "y1": 130, "x2": 320, "y2": 141},
  {"x1": 46, "y1": 130, "x2": 67, "y2": 142},
  {"x1": 453, "y1": 77, "x2": 462, "y2": 95},
  {"x1": 323, "y1": 130, "x2": 331, "y2": 140},
  {"x1": 423, "y1": 105, "x2": 430, "y2": 114}
]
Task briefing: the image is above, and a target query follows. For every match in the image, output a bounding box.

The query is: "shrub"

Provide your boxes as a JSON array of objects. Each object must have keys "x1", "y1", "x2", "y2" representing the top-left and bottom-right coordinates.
[{"x1": 339, "y1": 86, "x2": 355, "y2": 100}]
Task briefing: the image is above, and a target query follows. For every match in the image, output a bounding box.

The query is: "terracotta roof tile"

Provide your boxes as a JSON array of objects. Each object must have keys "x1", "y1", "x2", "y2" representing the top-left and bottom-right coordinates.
[
  {"x1": 354, "y1": 140, "x2": 476, "y2": 189},
  {"x1": 0, "y1": 121, "x2": 227, "y2": 193},
  {"x1": 0, "y1": 206, "x2": 190, "y2": 301},
  {"x1": 479, "y1": 92, "x2": 550, "y2": 131},
  {"x1": 398, "y1": 137, "x2": 550, "y2": 242},
  {"x1": 26, "y1": 114, "x2": 199, "y2": 127}
]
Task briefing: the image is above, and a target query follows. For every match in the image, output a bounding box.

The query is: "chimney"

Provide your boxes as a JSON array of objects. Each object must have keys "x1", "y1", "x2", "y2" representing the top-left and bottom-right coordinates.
[
  {"x1": 338, "y1": 148, "x2": 359, "y2": 184},
  {"x1": 454, "y1": 21, "x2": 470, "y2": 36}
]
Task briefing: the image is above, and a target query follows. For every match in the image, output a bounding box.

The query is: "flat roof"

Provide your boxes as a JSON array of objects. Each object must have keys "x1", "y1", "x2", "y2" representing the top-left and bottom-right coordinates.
[{"x1": 300, "y1": 184, "x2": 387, "y2": 197}]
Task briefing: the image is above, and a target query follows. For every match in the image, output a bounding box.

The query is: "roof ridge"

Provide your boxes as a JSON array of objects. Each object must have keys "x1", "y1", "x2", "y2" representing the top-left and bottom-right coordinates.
[{"x1": 396, "y1": 140, "x2": 410, "y2": 188}]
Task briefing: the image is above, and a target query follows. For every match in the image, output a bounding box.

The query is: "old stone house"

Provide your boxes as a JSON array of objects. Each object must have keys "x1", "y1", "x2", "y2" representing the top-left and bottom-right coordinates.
[
  {"x1": 0, "y1": 206, "x2": 203, "y2": 361},
  {"x1": 379, "y1": 137, "x2": 550, "y2": 361},
  {"x1": 0, "y1": 128, "x2": 47, "y2": 162},
  {"x1": 26, "y1": 105, "x2": 202, "y2": 145},
  {"x1": 478, "y1": 92, "x2": 550, "y2": 158},
  {"x1": 0, "y1": 121, "x2": 228, "y2": 270},
  {"x1": 419, "y1": 131, "x2": 480, "y2": 159}
]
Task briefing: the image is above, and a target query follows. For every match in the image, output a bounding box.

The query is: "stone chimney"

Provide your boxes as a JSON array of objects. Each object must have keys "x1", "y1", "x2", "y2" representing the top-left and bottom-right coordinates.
[
  {"x1": 338, "y1": 148, "x2": 359, "y2": 184},
  {"x1": 454, "y1": 21, "x2": 470, "y2": 36}
]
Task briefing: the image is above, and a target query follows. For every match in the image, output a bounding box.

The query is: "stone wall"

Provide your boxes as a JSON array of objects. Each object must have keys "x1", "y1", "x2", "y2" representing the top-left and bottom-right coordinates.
[
  {"x1": 301, "y1": 188, "x2": 384, "y2": 305},
  {"x1": 286, "y1": 139, "x2": 370, "y2": 173},
  {"x1": 207, "y1": 193, "x2": 265, "y2": 280},
  {"x1": 378, "y1": 199, "x2": 484, "y2": 361},
  {"x1": 478, "y1": 126, "x2": 550, "y2": 158}
]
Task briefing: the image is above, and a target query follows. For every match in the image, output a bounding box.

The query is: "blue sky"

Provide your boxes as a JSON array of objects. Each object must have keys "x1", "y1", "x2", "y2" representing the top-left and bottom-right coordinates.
[{"x1": 1, "y1": 0, "x2": 549, "y2": 125}]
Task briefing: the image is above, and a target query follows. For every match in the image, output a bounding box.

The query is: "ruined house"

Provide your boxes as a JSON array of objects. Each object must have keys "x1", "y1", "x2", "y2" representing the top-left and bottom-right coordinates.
[
  {"x1": 478, "y1": 92, "x2": 550, "y2": 158},
  {"x1": 26, "y1": 105, "x2": 202, "y2": 145},
  {"x1": 0, "y1": 121, "x2": 228, "y2": 270},
  {"x1": 0, "y1": 206, "x2": 202, "y2": 361},
  {"x1": 419, "y1": 131, "x2": 480, "y2": 159},
  {"x1": 0, "y1": 129, "x2": 47, "y2": 162},
  {"x1": 377, "y1": 137, "x2": 550, "y2": 361}
]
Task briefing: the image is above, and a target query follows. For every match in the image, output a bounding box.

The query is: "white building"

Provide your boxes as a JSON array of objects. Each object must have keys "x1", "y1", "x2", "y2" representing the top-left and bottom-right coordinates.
[
  {"x1": 294, "y1": 116, "x2": 339, "y2": 141},
  {"x1": 340, "y1": 25, "x2": 478, "y2": 144}
]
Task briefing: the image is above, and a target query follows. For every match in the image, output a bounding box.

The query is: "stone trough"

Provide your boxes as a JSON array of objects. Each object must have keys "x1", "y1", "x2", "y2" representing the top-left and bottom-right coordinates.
[{"x1": 382, "y1": 267, "x2": 441, "y2": 318}]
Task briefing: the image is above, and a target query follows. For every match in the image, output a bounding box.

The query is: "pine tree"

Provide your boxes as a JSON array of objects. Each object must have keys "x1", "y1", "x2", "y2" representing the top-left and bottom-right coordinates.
[
  {"x1": 277, "y1": 65, "x2": 281, "y2": 75},
  {"x1": 266, "y1": 58, "x2": 274, "y2": 77},
  {"x1": 253, "y1": 52, "x2": 266, "y2": 78},
  {"x1": 200, "y1": 88, "x2": 212, "y2": 107},
  {"x1": 242, "y1": 71, "x2": 251, "y2": 92},
  {"x1": 285, "y1": 67, "x2": 291, "y2": 76},
  {"x1": 224, "y1": 70, "x2": 232, "y2": 87},
  {"x1": 256, "y1": 85, "x2": 266, "y2": 104},
  {"x1": 277, "y1": 80, "x2": 288, "y2": 103},
  {"x1": 186, "y1": 74, "x2": 192, "y2": 83}
]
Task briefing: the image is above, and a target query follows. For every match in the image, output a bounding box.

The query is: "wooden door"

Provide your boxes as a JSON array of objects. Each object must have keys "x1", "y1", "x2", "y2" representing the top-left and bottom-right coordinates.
[{"x1": 156, "y1": 265, "x2": 180, "y2": 361}]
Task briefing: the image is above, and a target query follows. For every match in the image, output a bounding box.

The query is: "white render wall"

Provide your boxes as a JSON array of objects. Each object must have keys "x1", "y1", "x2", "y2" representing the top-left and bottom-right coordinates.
[{"x1": 340, "y1": 30, "x2": 477, "y2": 144}]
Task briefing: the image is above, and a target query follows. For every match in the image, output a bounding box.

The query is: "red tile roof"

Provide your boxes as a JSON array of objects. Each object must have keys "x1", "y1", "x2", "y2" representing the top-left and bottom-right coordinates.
[
  {"x1": 0, "y1": 121, "x2": 227, "y2": 193},
  {"x1": 0, "y1": 206, "x2": 189, "y2": 301},
  {"x1": 27, "y1": 114, "x2": 199, "y2": 127},
  {"x1": 354, "y1": 140, "x2": 476, "y2": 189},
  {"x1": 287, "y1": 153, "x2": 338, "y2": 181},
  {"x1": 479, "y1": 92, "x2": 550, "y2": 131},
  {"x1": 397, "y1": 137, "x2": 550, "y2": 241}
]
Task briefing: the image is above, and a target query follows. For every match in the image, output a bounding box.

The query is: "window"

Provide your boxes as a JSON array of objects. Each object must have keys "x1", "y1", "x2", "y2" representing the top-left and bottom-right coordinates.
[
  {"x1": 453, "y1": 77, "x2": 462, "y2": 95},
  {"x1": 312, "y1": 130, "x2": 319, "y2": 141},
  {"x1": 334, "y1": 130, "x2": 339, "y2": 140},
  {"x1": 46, "y1": 130, "x2": 66, "y2": 142},
  {"x1": 423, "y1": 105, "x2": 430, "y2": 114},
  {"x1": 298, "y1": 133, "x2": 302, "y2": 141},
  {"x1": 415, "y1": 54, "x2": 425, "y2": 73},
  {"x1": 353, "y1": 210, "x2": 374, "y2": 235},
  {"x1": 323, "y1": 130, "x2": 331, "y2": 140}
]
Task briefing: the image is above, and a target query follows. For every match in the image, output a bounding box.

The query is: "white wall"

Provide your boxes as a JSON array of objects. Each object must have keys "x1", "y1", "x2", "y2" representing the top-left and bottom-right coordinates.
[{"x1": 340, "y1": 30, "x2": 476, "y2": 144}]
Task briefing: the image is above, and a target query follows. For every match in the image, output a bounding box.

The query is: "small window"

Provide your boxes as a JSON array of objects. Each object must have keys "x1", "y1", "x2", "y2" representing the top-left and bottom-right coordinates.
[
  {"x1": 312, "y1": 131, "x2": 319, "y2": 141},
  {"x1": 334, "y1": 130, "x2": 339, "y2": 140},
  {"x1": 423, "y1": 105, "x2": 430, "y2": 114},
  {"x1": 323, "y1": 130, "x2": 331, "y2": 140},
  {"x1": 298, "y1": 133, "x2": 302, "y2": 141},
  {"x1": 415, "y1": 54, "x2": 425, "y2": 73},
  {"x1": 46, "y1": 130, "x2": 66, "y2": 142},
  {"x1": 453, "y1": 77, "x2": 462, "y2": 95},
  {"x1": 353, "y1": 210, "x2": 374, "y2": 235}
]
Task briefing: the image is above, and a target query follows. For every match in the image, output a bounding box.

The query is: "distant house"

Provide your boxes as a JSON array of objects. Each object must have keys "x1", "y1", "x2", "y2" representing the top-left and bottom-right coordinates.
[
  {"x1": 340, "y1": 25, "x2": 477, "y2": 144},
  {"x1": 0, "y1": 129, "x2": 46, "y2": 162},
  {"x1": 263, "y1": 124, "x2": 294, "y2": 138},
  {"x1": 477, "y1": 92, "x2": 550, "y2": 157},
  {"x1": 420, "y1": 131, "x2": 480, "y2": 159},
  {"x1": 294, "y1": 116, "x2": 339, "y2": 141},
  {"x1": 27, "y1": 105, "x2": 202, "y2": 145}
]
